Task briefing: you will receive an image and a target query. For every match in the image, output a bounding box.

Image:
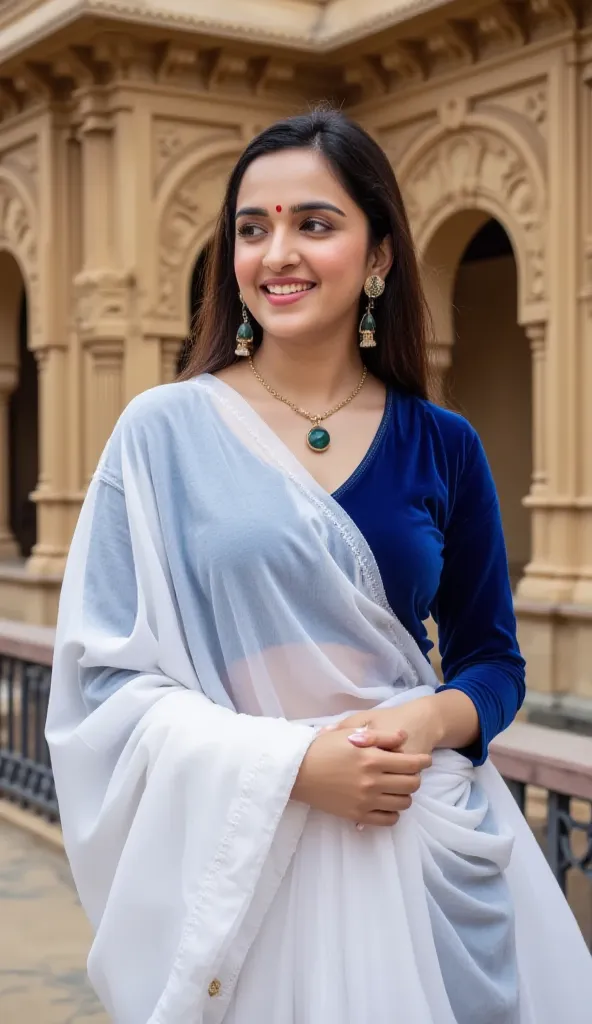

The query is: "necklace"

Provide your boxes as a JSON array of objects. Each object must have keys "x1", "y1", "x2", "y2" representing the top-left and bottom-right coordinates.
[{"x1": 248, "y1": 356, "x2": 368, "y2": 453}]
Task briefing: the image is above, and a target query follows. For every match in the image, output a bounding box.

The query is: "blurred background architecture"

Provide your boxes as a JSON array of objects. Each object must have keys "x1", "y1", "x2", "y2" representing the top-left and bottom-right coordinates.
[{"x1": 0, "y1": 0, "x2": 591, "y2": 735}]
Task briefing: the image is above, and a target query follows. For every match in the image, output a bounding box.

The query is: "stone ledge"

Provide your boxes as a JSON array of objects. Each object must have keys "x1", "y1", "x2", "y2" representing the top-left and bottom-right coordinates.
[
  {"x1": 0, "y1": 617, "x2": 55, "y2": 665},
  {"x1": 0, "y1": 799, "x2": 63, "y2": 852},
  {"x1": 490, "y1": 721, "x2": 592, "y2": 802}
]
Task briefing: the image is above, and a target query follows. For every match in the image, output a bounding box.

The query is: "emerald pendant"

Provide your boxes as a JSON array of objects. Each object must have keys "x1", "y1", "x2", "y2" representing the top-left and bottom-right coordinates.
[
  {"x1": 236, "y1": 321, "x2": 253, "y2": 343},
  {"x1": 360, "y1": 311, "x2": 376, "y2": 334},
  {"x1": 307, "y1": 426, "x2": 331, "y2": 452}
]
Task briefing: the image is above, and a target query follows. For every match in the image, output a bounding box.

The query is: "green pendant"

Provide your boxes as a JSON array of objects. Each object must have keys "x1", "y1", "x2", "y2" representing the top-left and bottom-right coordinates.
[
  {"x1": 307, "y1": 426, "x2": 331, "y2": 452},
  {"x1": 236, "y1": 321, "x2": 254, "y2": 342},
  {"x1": 360, "y1": 311, "x2": 376, "y2": 334}
]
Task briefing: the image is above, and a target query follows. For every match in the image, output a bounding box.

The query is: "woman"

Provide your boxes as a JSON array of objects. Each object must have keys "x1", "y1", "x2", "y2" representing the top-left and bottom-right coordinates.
[{"x1": 47, "y1": 109, "x2": 592, "y2": 1024}]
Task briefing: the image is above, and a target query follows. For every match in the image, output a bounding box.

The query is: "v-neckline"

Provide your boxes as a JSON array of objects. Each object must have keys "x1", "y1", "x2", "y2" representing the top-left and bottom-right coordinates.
[{"x1": 199, "y1": 373, "x2": 392, "y2": 500}]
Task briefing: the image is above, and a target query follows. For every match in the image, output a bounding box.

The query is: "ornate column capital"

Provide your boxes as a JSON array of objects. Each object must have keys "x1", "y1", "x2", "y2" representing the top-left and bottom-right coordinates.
[
  {"x1": 524, "y1": 320, "x2": 546, "y2": 355},
  {"x1": 75, "y1": 87, "x2": 113, "y2": 137},
  {"x1": 74, "y1": 269, "x2": 135, "y2": 343}
]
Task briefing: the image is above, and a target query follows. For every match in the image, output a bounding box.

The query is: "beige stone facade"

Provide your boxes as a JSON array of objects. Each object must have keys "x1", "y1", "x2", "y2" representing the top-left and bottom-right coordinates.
[{"x1": 1, "y1": 0, "x2": 592, "y2": 727}]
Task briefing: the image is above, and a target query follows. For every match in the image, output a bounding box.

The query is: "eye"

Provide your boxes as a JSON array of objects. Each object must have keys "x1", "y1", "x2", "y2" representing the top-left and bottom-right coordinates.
[
  {"x1": 237, "y1": 223, "x2": 266, "y2": 238},
  {"x1": 301, "y1": 217, "x2": 332, "y2": 234}
]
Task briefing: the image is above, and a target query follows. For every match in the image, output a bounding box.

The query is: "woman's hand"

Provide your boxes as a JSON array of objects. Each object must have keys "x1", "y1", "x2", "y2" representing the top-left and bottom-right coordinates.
[
  {"x1": 336, "y1": 696, "x2": 444, "y2": 756},
  {"x1": 336, "y1": 690, "x2": 481, "y2": 758},
  {"x1": 291, "y1": 725, "x2": 432, "y2": 827}
]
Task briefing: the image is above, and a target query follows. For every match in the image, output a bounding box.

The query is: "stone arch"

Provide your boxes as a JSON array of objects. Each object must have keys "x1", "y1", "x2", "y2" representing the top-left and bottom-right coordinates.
[
  {"x1": 0, "y1": 170, "x2": 38, "y2": 342},
  {"x1": 397, "y1": 117, "x2": 546, "y2": 329},
  {"x1": 154, "y1": 142, "x2": 244, "y2": 329}
]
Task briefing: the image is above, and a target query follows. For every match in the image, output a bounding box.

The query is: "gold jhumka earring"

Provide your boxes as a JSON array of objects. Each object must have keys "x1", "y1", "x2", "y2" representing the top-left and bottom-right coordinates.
[
  {"x1": 359, "y1": 275, "x2": 385, "y2": 348},
  {"x1": 235, "y1": 294, "x2": 254, "y2": 357}
]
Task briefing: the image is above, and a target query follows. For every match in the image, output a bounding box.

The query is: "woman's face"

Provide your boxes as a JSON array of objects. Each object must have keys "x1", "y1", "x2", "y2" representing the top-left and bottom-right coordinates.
[{"x1": 234, "y1": 148, "x2": 388, "y2": 345}]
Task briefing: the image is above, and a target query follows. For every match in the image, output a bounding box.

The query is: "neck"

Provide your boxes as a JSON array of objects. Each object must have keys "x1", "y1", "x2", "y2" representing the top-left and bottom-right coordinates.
[{"x1": 253, "y1": 327, "x2": 364, "y2": 405}]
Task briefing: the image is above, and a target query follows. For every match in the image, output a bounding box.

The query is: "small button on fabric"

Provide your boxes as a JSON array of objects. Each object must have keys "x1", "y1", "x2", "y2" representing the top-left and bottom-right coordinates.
[{"x1": 208, "y1": 979, "x2": 222, "y2": 998}]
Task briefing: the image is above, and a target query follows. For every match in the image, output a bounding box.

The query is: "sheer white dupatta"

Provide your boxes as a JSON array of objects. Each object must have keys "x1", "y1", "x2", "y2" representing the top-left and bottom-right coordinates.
[{"x1": 47, "y1": 376, "x2": 592, "y2": 1024}]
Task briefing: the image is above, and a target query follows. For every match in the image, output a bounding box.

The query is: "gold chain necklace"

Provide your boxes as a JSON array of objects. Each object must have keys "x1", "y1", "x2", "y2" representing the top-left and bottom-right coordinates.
[{"x1": 248, "y1": 356, "x2": 368, "y2": 453}]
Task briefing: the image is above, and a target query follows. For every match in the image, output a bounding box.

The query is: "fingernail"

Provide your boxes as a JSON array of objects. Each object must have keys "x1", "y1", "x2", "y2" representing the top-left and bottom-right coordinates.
[
  {"x1": 356, "y1": 822, "x2": 365, "y2": 831},
  {"x1": 348, "y1": 733, "x2": 368, "y2": 744}
]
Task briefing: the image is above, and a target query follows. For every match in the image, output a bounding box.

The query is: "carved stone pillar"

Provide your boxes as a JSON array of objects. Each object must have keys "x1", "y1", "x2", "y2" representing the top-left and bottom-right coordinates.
[
  {"x1": 75, "y1": 271, "x2": 130, "y2": 481},
  {"x1": 74, "y1": 93, "x2": 130, "y2": 481},
  {"x1": 526, "y1": 322, "x2": 547, "y2": 496},
  {"x1": 0, "y1": 368, "x2": 19, "y2": 560},
  {"x1": 27, "y1": 347, "x2": 72, "y2": 574},
  {"x1": 516, "y1": 318, "x2": 578, "y2": 603},
  {"x1": 161, "y1": 337, "x2": 184, "y2": 385},
  {"x1": 570, "y1": 67, "x2": 592, "y2": 604},
  {"x1": 515, "y1": 321, "x2": 554, "y2": 601},
  {"x1": 428, "y1": 337, "x2": 453, "y2": 403},
  {"x1": 85, "y1": 340, "x2": 124, "y2": 476}
]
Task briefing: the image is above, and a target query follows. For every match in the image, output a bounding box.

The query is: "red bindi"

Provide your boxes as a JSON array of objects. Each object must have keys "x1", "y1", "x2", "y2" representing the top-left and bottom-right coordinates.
[{"x1": 276, "y1": 204, "x2": 282, "y2": 212}]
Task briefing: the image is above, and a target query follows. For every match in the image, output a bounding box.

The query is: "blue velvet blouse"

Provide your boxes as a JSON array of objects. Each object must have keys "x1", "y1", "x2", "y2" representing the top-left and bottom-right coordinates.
[{"x1": 333, "y1": 389, "x2": 526, "y2": 766}]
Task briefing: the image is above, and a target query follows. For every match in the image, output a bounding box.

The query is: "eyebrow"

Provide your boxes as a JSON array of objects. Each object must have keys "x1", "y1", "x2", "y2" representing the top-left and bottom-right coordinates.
[{"x1": 235, "y1": 201, "x2": 346, "y2": 219}]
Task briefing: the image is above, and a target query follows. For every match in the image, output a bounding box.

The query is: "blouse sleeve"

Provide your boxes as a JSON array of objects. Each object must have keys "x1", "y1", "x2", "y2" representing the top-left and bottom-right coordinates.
[{"x1": 430, "y1": 432, "x2": 526, "y2": 766}]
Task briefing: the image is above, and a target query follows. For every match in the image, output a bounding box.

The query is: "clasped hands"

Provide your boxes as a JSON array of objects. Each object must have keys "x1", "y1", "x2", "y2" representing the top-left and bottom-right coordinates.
[{"x1": 292, "y1": 696, "x2": 441, "y2": 829}]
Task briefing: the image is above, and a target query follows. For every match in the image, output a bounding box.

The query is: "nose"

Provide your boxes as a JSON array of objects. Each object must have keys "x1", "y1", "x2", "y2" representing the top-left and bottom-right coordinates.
[{"x1": 261, "y1": 226, "x2": 301, "y2": 273}]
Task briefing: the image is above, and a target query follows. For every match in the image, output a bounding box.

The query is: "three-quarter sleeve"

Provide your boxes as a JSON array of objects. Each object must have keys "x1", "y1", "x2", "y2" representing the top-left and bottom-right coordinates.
[{"x1": 431, "y1": 433, "x2": 526, "y2": 766}]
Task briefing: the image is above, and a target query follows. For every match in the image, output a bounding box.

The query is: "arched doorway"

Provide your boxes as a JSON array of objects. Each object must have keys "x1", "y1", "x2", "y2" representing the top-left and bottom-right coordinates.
[
  {"x1": 9, "y1": 292, "x2": 38, "y2": 557},
  {"x1": 448, "y1": 218, "x2": 532, "y2": 590},
  {"x1": 177, "y1": 242, "x2": 212, "y2": 377},
  {"x1": 0, "y1": 251, "x2": 38, "y2": 561}
]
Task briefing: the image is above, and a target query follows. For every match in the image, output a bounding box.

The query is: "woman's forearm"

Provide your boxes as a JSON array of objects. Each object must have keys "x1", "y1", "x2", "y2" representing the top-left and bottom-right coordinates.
[{"x1": 421, "y1": 688, "x2": 480, "y2": 751}]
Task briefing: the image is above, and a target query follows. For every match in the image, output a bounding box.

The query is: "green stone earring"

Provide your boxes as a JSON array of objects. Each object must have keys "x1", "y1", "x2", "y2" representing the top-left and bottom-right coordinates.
[
  {"x1": 235, "y1": 294, "x2": 254, "y2": 357},
  {"x1": 359, "y1": 275, "x2": 385, "y2": 348}
]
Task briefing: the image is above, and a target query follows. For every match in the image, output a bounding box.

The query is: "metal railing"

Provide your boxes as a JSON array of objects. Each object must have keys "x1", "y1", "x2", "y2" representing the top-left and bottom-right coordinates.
[
  {"x1": 0, "y1": 619, "x2": 57, "y2": 821},
  {"x1": 492, "y1": 722, "x2": 592, "y2": 948},
  {"x1": 505, "y1": 780, "x2": 592, "y2": 897}
]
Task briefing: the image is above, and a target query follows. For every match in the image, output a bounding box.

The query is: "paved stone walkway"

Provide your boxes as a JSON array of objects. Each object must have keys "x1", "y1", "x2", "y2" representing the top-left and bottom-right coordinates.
[{"x1": 0, "y1": 818, "x2": 108, "y2": 1023}]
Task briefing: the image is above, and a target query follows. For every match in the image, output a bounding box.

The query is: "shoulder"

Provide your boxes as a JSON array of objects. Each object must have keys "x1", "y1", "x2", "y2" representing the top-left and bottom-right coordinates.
[
  {"x1": 395, "y1": 390, "x2": 480, "y2": 467},
  {"x1": 96, "y1": 377, "x2": 212, "y2": 482},
  {"x1": 119, "y1": 379, "x2": 207, "y2": 428},
  {"x1": 393, "y1": 391, "x2": 496, "y2": 524}
]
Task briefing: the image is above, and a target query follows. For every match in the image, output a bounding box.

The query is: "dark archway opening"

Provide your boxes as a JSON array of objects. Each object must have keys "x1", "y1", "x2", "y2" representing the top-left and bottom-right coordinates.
[
  {"x1": 9, "y1": 291, "x2": 38, "y2": 558},
  {"x1": 450, "y1": 218, "x2": 531, "y2": 590}
]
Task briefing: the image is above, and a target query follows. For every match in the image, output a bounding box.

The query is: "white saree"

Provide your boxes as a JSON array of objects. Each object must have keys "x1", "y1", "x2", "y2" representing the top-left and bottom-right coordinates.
[{"x1": 47, "y1": 375, "x2": 592, "y2": 1024}]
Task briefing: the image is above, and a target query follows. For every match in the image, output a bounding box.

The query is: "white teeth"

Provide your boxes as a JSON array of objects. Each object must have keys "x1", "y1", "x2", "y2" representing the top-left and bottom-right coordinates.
[{"x1": 266, "y1": 283, "x2": 313, "y2": 295}]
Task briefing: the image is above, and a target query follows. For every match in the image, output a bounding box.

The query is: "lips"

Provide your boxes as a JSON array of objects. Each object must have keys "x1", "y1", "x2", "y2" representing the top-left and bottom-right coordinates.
[
  {"x1": 260, "y1": 279, "x2": 317, "y2": 306},
  {"x1": 265, "y1": 283, "x2": 314, "y2": 295}
]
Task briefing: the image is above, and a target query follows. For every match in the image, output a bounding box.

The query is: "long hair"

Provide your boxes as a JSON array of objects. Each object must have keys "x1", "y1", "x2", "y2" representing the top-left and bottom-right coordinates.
[{"x1": 178, "y1": 108, "x2": 434, "y2": 399}]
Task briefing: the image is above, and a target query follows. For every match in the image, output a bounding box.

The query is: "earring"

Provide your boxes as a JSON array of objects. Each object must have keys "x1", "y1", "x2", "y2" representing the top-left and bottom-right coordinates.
[
  {"x1": 235, "y1": 294, "x2": 254, "y2": 357},
  {"x1": 359, "y1": 275, "x2": 385, "y2": 348}
]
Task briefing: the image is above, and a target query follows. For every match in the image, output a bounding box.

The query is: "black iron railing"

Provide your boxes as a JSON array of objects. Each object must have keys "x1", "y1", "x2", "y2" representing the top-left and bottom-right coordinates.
[
  {"x1": 507, "y1": 780, "x2": 592, "y2": 898},
  {"x1": 0, "y1": 653, "x2": 58, "y2": 820}
]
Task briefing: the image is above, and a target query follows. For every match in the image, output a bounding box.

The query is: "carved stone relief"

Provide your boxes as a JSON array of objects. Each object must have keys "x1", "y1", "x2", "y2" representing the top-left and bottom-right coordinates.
[
  {"x1": 0, "y1": 173, "x2": 39, "y2": 337},
  {"x1": 0, "y1": 139, "x2": 39, "y2": 196},
  {"x1": 152, "y1": 119, "x2": 242, "y2": 191},
  {"x1": 156, "y1": 155, "x2": 235, "y2": 319},
  {"x1": 377, "y1": 115, "x2": 438, "y2": 169},
  {"x1": 74, "y1": 269, "x2": 135, "y2": 339},
  {"x1": 473, "y1": 83, "x2": 548, "y2": 139},
  {"x1": 401, "y1": 128, "x2": 546, "y2": 304}
]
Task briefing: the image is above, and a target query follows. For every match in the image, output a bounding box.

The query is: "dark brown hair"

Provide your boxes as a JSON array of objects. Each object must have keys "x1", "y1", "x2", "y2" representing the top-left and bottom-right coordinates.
[{"x1": 178, "y1": 108, "x2": 434, "y2": 399}]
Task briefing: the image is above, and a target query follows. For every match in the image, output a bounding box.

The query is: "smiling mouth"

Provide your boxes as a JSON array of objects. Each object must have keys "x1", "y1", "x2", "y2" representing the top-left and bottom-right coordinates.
[{"x1": 262, "y1": 283, "x2": 316, "y2": 295}]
